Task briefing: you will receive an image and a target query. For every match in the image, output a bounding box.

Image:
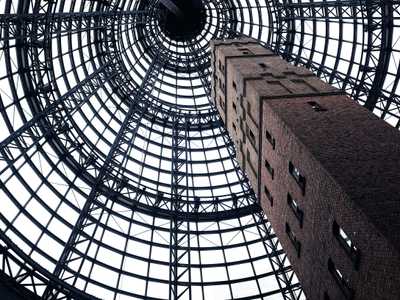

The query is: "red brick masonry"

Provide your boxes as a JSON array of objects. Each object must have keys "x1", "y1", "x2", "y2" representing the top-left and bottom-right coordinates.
[{"x1": 212, "y1": 38, "x2": 400, "y2": 300}]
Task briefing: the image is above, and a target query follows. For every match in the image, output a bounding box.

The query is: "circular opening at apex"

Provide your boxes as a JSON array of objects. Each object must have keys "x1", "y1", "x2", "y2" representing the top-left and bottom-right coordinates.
[{"x1": 158, "y1": 0, "x2": 206, "y2": 41}]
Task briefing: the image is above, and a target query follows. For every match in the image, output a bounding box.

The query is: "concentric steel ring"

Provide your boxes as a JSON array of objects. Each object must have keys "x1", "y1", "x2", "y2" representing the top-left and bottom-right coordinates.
[{"x1": 0, "y1": 0, "x2": 398, "y2": 299}]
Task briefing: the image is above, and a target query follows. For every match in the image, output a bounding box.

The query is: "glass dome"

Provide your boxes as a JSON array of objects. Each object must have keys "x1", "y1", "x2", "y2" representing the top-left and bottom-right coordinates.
[{"x1": 0, "y1": 0, "x2": 398, "y2": 299}]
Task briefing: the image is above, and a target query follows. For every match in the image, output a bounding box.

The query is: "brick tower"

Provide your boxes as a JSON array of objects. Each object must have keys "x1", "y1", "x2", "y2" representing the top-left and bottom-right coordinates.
[{"x1": 212, "y1": 38, "x2": 400, "y2": 300}]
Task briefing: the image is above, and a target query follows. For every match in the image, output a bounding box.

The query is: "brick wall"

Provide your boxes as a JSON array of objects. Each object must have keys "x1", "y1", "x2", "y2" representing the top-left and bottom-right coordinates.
[{"x1": 211, "y1": 38, "x2": 400, "y2": 300}]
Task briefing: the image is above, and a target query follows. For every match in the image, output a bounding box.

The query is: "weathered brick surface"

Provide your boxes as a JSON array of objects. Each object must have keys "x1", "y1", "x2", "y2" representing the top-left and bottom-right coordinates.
[
  {"x1": 212, "y1": 39, "x2": 400, "y2": 300},
  {"x1": 262, "y1": 96, "x2": 400, "y2": 300}
]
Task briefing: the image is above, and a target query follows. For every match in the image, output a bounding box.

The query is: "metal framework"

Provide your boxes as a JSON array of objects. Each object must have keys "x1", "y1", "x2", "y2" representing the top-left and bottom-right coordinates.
[{"x1": 0, "y1": 0, "x2": 398, "y2": 299}]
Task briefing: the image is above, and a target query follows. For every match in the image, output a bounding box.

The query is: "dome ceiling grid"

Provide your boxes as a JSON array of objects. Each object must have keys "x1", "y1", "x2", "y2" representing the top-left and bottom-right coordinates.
[
  {"x1": 0, "y1": 2, "x2": 295, "y2": 300},
  {"x1": 2, "y1": 0, "x2": 399, "y2": 299}
]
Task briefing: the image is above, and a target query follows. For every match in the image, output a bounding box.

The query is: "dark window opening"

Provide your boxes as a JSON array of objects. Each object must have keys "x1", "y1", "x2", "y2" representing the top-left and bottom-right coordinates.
[
  {"x1": 219, "y1": 78, "x2": 225, "y2": 94},
  {"x1": 233, "y1": 81, "x2": 237, "y2": 90},
  {"x1": 289, "y1": 161, "x2": 306, "y2": 195},
  {"x1": 333, "y1": 221, "x2": 361, "y2": 269},
  {"x1": 259, "y1": 63, "x2": 268, "y2": 69},
  {"x1": 248, "y1": 128, "x2": 256, "y2": 145},
  {"x1": 323, "y1": 291, "x2": 330, "y2": 300},
  {"x1": 233, "y1": 102, "x2": 237, "y2": 111},
  {"x1": 265, "y1": 129, "x2": 276, "y2": 149},
  {"x1": 264, "y1": 185, "x2": 273, "y2": 206},
  {"x1": 264, "y1": 159, "x2": 274, "y2": 179},
  {"x1": 286, "y1": 223, "x2": 301, "y2": 257},
  {"x1": 238, "y1": 47, "x2": 253, "y2": 55},
  {"x1": 218, "y1": 60, "x2": 222, "y2": 72},
  {"x1": 328, "y1": 258, "x2": 354, "y2": 300},
  {"x1": 283, "y1": 71, "x2": 296, "y2": 75},
  {"x1": 287, "y1": 193, "x2": 304, "y2": 227},
  {"x1": 307, "y1": 101, "x2": 327, "y2": 112},
  {"x1": 232, "y1": 122, "x2": 237, "y2": 132}
]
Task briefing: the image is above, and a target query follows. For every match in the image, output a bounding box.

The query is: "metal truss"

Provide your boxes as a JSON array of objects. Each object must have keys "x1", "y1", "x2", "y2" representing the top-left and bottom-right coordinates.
[
  {"x1": 0, "y1": 0, "x2": 399, "y2": 299},
  {"x1": 169, "y1": 115, "x2": 191, "y2": 299},
  {"x1": 268, "y1": 0, "x2": 400, "y2": 128},
  {"x1": 40, "y1": 52, "x2": 165, "y2": 299},
  {"x1": 0, "y1": 232, "x2": 95, "y2": 300}
]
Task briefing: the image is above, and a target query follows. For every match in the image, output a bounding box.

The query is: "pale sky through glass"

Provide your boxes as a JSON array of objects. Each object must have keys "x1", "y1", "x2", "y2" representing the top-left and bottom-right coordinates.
[{"x1": 0, "y1": 0, "x2": 398, "y2": 299}]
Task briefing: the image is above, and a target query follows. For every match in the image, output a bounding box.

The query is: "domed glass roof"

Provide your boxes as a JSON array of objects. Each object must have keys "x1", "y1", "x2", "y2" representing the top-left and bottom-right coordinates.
[{"x1": 0, "y1": 0, "x2": 398, "y2": 299}]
